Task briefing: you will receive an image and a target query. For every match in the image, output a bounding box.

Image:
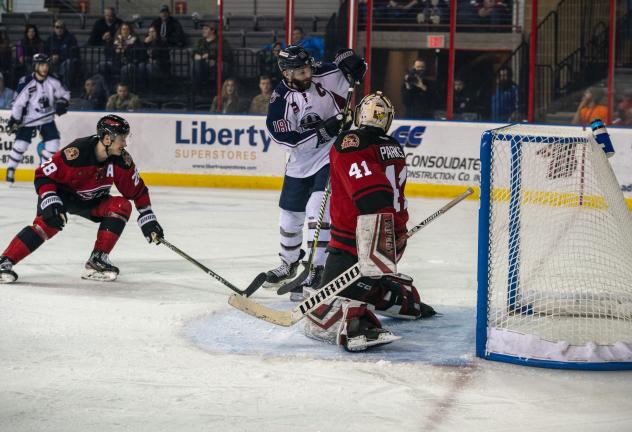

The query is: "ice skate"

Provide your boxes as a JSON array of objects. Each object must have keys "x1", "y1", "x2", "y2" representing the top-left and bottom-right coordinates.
[
  {"x1": 344, "y1": 328, "x2": 401, "y2": 352},
  {"x1": 263, "y1": 250, "x2": 305, "y2": 289},
  {"x1": 0, "y1": 255, "x2": 18, "y2": 283},
  {"x1": 5, "y1": 168, "x2": 15, "y2": 186},
  {"x1": 295, "y1": 265, "x2": 324, "y2": 301},
  {"x1": 343, "y1": 318, "x2": 401, "y2": 352},
  {"x1": 82, "y1": 250, "x2": 119, "y2": 282}
]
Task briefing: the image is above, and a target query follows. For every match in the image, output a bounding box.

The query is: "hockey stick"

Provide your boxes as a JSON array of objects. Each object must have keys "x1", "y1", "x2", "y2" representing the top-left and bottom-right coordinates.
[
  {"x1": 229, "y1": 187, "x2": 474, "y2": 326},
  {"x1": 157, "y1": 237, "x2": 267, "y2": 297},
  {"x1": 276, "y1": 77, "x2": 358, "y2": 295},
  {"x1": 7, "y1": 112, "x2": 57, "y2": 134}
]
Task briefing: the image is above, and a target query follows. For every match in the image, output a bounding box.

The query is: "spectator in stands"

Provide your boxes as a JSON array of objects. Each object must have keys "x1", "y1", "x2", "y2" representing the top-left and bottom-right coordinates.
[
  {"x1": 613, "y1": 89, "x2": 632, "y2": 125},
  {"x1": 416, "y1": 0, "x2": 449, "y2": 25},
  {"x1": 74, "y1": 76, "x2": 108, "y2": 111},
  {"x1": 139, "y1": 26, "x2": 171, "y2": 89},
  {"x1": 106, "y1": 82, "x2": 141, "y2": 111},
  {"x1": 151, "y1": 5, "x2": 186, "y2": 48},
  {"x1": 100, "y1": 23, "x2": 143, "y2": 90},
  {"x1": 572, "y1": 87, "x2": 609, "y2": 126},
  {"x1": 211, "y1": 78, "x2": 245, "y2": 114},
  {"x1": 0, "y1": 72, "x2": 15, "y2": 109},
  {"x1": 291, "y1": 27, "x2": 324, "y2": 61},
  {"x1": 45, "y1": 20, "x2": 78, "y2": 89},
  {"x1": 16, "y1": 25, "x2": 44, "y2": 80},
  {"x1": 89, "y1": 6, "x2": 123, "y2": 46},
  {"x1": 401, "y1": 58, "x2": 439, "y2": 119},
  {"x1": 382, "y1": 0, "x2": 421, "y2": 24},
  {"x1": 192, "y1": 22, "x2": 233, "y2": 92},
  {"x1": 470, "y1": 0, "x2": 511, "y2": 31},
  {"x1": 249, "y1": 75, "x2": 273, "y2": 115},
  {"x1": 491, "y1": 66, "x2": 519, "y2": 122},
  {"x1": 259, "y1": 42, "x2": 283, "y2": 85},
  {"x1": 0, "y1": 29, "x2": 10, "y2": 83},
  {"x1": 453, "y1": 78, "x2": 476, "y2": 118}
]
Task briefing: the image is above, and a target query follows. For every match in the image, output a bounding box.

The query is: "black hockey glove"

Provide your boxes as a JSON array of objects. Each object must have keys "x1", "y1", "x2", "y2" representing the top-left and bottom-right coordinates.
[
  {"x1": 55, "y1": 99, "x2": 69, "y2": 116},
  {"x1": 316, "y1": 114, "x2": 344, "y2": 145},
  {"x1": 334, "y1": 49, "x2": 367, "y2": 84},
  {"x1": 39, "y1": 192, "x2": 67, "y2": 230},
  {"x1": 6, "y1": 117, "x2": 19, "y2": 135},
  {"x1": 138, "y1": 207, "x2": 164, "y2": 244}
]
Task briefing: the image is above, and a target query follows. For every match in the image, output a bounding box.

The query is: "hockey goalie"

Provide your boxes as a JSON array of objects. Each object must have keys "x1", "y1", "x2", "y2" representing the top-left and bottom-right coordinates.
[{"x1": 303, "y1": 91, "x2": 436, "y2": 352}]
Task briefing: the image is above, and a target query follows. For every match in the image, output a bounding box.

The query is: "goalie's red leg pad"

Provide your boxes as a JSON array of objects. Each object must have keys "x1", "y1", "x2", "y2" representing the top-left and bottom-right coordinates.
[
  {"x1": 2, "y1": 216, "x2": 60, "y2": 264},
  {"x1": 90, "y1": 197, "x2": 132, "y2": 253},
  {"x1": 305, "y1": 297, "x2": 391, "y2": 351},
  {"x1": 367, "y1": 274, "x2": 437, "y2": 320}
]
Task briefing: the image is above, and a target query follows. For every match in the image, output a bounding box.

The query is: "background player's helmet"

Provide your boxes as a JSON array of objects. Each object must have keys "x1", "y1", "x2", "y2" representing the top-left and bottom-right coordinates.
[
  {"x1": 32, "y1": 53, "x2": 50, "y2": 71},
  {"x1": 97, "y1": 114, "x2": 130, "y2": 139},
  {"x1": 354, "y1": 91, "x2": 394, "y2": 132},
  {"x1": 277, "y1": 45, "x2": 314, "y2": 71}
]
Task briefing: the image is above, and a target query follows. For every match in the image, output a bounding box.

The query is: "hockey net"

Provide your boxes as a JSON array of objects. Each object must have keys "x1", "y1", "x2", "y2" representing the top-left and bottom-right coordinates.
[{"x1": 477, "y1": 124, "x2": 632, "y2": 368}]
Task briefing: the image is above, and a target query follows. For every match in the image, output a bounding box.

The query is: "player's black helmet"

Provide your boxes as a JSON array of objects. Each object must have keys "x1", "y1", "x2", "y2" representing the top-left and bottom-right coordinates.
[
  {"x1": 97, "y1": 114, "x2": 130, "y2": 139},
  {"x1": 32, "y1": 53, "x2": 50, "y2": 65},
  {"x1": 277, "y1": 45, "x2": 313, "y2": 71}
]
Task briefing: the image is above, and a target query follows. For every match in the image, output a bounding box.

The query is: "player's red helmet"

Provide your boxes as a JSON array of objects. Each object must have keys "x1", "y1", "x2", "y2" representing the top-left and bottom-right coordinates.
[{"x1": 97, "y1": 114, "x2": 130, "y2": 139}]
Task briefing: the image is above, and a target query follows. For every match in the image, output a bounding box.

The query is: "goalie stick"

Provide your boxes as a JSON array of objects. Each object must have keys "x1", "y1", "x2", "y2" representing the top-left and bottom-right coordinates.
[
  {"x1": 157, "y1": 237, "x2": 266, "y2": 297},
  {"x1": 229, "y1": 187, "x2": 474, "y2": 326},
  {"x1": 276, "y1": 77, "x2": 358, "y2": 295}
]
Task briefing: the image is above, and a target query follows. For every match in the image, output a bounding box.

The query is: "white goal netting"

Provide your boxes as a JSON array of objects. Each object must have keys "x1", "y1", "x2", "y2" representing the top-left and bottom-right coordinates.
[{"x1": 480, "y1": 124, "x2": 632, "y2": 365}]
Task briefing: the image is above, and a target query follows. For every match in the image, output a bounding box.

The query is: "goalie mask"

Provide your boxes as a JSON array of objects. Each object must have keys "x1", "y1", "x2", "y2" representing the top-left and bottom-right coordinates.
[{"x1": 353, "y1": 91, "x2": 394, "y2": 132}]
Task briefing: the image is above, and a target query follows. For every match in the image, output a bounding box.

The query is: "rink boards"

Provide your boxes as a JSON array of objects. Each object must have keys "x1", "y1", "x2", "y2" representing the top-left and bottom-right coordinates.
[{"x1": 2, "y1": 110, "x2": 632, "y2": 204}]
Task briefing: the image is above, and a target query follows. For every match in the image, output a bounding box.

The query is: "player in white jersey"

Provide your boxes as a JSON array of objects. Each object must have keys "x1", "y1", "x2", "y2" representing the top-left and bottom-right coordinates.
[
  {"x1": 264, "y1": 45, "x2": 366, "y2": 300},
  {"x1": 6, "y1": 53, "x2": 70, "y2": 184}
]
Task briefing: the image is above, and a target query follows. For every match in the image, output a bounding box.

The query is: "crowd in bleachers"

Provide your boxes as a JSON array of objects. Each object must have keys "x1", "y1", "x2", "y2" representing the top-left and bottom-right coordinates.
[
  {"x1": 0, "y1": 1, "x2": 517, "y2": 115},
  {"x1": 0, "y1": 4, "x2": 292, "y2": 112}
]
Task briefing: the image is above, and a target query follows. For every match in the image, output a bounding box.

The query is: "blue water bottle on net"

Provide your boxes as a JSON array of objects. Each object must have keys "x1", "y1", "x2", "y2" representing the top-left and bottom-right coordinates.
[{"x1": 590, "y1": 119, "x2": 615, "y2": 158}]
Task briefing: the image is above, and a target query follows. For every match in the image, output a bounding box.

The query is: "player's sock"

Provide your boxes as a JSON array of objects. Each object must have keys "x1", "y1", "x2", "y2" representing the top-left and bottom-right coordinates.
[
  {"x1": 82, "y1": 250, "x2": 119, "y2": 282},
  {"x1": 0, "y1": 256, "x2": 17, "y2": 283},
  {"x1": 264, "y1": 249, "x2": 305, "y2": 289}
]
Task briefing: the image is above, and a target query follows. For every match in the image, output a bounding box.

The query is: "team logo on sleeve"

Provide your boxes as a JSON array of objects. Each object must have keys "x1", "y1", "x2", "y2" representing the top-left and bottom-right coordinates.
[
  {"x1": 341, "y1": 134, "x2": 360, "y2": 149},
  {"x1": 121, "y1": 149, "x2": 133, "y2": 167},
  {"x1": 270, "y1": 90, "x2": 280, "y2": 104},
  {"x1": 64, "y1": 147, "x2": 80, "y2": 160},
  {"x1": 299, "y1": 113, "x2": 322, "y2": 132}
]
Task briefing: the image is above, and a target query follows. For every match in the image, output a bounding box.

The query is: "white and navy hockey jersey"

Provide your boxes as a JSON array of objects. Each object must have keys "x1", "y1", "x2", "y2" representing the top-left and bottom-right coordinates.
[
  {"x1": 266, "y1": 62, "x2": 349, "y2": 178},
  {"x1": 12, "y1": 73, "x2": 70, "y2": 127}
]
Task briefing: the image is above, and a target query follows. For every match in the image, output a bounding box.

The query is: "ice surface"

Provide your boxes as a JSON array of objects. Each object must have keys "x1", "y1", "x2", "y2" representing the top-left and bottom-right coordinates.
[{"x1": 1, "y1": 185, "x2": 631, "y2": 432}]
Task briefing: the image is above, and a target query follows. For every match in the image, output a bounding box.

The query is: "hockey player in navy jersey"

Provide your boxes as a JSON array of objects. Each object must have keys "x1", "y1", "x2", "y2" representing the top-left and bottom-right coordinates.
[
  {"x1": 5, "y1": 53, "x2": 70, "y2": 184},
  {"x1": 263, "y1": 45, "x2": 367, "y2": 300}
]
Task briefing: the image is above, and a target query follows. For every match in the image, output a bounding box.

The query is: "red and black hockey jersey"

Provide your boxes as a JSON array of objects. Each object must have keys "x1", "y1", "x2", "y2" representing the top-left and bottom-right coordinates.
[
  {"x1": 329, "y1": 127, "x2": 409, "y2": 256},
  {"x1": 34, "y1": 135, "x2": 151, "y2": 209}
]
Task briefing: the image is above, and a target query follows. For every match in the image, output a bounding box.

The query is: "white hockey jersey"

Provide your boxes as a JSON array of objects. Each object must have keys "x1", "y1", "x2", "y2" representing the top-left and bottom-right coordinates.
[
  {"x1": 12, "y1": 73, "x2": 70, "y2": 127},
  {"x1": 266, "y1": 62, "x2": 349, "y2": 178}
]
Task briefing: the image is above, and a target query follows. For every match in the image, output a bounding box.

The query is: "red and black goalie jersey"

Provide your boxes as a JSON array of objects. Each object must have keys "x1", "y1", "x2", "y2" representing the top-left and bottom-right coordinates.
[
  {"x1": 34, "y1": 135, "x2": 151, "y2": 209},
  {"x1": 329, "y1": 127, "x2": 409, "y2": 256}
]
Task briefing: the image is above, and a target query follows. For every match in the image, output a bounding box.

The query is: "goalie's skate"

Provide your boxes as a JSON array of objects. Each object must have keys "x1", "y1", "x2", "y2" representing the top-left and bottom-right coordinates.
[
  {"x1": 263, "y1": 250, "x2": 305, "y2": 289},
  {"x1": 0, "y1": 256, "x2": 17, "y2": 283},
  {"x1": 82, "y1": 251, "x2": 119, "y2": 282},
  {"x1": 343, "y1": 328, "x2": 401, "y2": 352}
]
